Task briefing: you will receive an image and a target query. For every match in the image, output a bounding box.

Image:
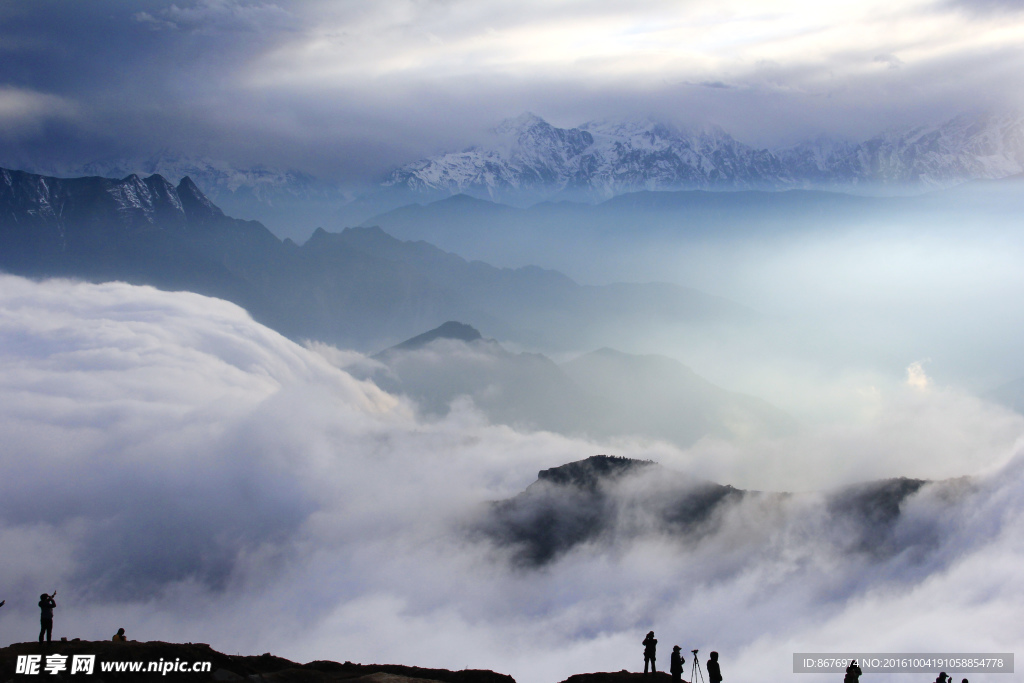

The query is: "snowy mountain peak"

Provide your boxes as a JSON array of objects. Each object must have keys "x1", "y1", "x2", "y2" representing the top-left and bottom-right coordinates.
[
  {"x1": 384, "y1": 111, "x2": 1024, "y2": 201},
  {"x1": 494, "y1": 112, "x2": 549, "y2": 135}
]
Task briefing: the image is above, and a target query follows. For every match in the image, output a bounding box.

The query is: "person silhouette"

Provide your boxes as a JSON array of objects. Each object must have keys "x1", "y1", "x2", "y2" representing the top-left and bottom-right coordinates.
[
  {"x1": 38, "y1": 591, "x2": 56, "y2": 643},
  {"x1": 707, "y1": 651, "x2": 722, "y2": 683},
  {"x1": 844, "y1": 659, "x2": 862, "y2": 683},
  {"x1": 643, "y1": 631, "x2": 658, "y2": 674},
  {"x1": 935, "y1": 673, "x2": 949, "y2": 683},
  {"x1": 670, "y1": 645, "x2": 685, "y2": 682},
  {"x1": 112, "y1": 627, "x2": 127, "y2": 642}
]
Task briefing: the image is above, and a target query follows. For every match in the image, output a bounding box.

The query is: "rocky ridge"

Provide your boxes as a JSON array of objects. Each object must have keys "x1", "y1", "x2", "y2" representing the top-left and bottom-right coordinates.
[{"x1": 0, "y1": 640, "x2": 516, "y2": 683}]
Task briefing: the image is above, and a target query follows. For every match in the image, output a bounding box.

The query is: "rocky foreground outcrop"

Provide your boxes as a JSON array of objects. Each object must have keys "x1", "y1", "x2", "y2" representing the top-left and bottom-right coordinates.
[{"x1": 0, "y1": 640, "x2": 517, "y2": 683}]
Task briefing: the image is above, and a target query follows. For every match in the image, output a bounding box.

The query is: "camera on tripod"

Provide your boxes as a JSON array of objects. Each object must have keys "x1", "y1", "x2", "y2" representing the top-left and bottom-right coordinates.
[{"x1": 689, "y1": 649, "x2": 705, "y2": 683}]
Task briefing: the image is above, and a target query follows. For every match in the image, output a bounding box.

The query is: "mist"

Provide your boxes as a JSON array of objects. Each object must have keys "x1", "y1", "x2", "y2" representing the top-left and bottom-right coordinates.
[
  {"x1": 0, "y1": 275, "x2": 1022, "y2": 683},
  {"x1": 362, "y1": 182, "x2": 1024, "y2": 422}
]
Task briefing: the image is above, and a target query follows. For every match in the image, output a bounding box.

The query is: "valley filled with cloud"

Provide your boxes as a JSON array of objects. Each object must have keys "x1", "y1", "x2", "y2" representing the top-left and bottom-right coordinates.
[
  {"x1": 3, "y1": 2, "x2": 1024, "y2": 681},
  {"x1": 1, "y1": 275, "x2": 1022, "y2": 683}
]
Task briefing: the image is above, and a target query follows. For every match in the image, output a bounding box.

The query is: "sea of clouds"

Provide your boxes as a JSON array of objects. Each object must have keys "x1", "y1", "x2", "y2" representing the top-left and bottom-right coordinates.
[{"x1": 1, "y1": 275, "x2": 1023, "y2": 683}]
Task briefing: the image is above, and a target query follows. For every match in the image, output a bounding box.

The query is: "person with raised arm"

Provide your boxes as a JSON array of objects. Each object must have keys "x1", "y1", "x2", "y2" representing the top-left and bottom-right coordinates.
[
  {"x1": 38, "y1": 590, "x2": 56, "y2": 643},
  {"x1": 643, "y1": 631, "x2": 658, "y2": 674}
]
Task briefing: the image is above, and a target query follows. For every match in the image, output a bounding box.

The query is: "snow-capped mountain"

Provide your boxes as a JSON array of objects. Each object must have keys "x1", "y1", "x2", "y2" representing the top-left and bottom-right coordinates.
[
  {"x1": 3, "y1": 153, "x2": 350, "y2": 239},
  {"x1": 12, "y1": 153, "x2": 322, "y2": 203},
  {"x1": 384, "y1": 111, "x2": 1024, "y2": 201}
]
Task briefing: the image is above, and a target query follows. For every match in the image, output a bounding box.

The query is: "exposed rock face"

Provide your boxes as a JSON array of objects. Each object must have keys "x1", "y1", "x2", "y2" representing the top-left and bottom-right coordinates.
[
  {"x1": 477, "y1": 456, "x2": 746, "y2": 566},
  {"x1": 476, "y1": 455, "x2": 938, "y2": 568}
]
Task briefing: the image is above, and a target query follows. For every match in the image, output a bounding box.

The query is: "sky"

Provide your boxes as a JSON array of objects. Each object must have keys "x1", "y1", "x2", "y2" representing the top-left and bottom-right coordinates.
[
  {"x1": 0, "y1": 276, "x2": 1023, "y2": 683},
  {"x1": 1, "y1": 0, "x2": 1024, "y2": 181}
]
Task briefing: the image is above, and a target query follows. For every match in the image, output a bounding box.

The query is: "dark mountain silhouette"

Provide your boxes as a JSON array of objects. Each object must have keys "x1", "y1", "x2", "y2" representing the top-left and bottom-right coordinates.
[
  {"x1": 384, "y1": 320, "x2": 483, "y2": 352},
  {"x1": 477, "y1": 455, "x2": 938, "y2": 567},
  {"x1": 0, "y1": 167, "x2": 748, "y2": 352},
  {"x1": 0, "y1": 640, "x2": 516, "y2": 683},
  {"x1": 557, "y1": 672, "x2": 676, "y2": 683},
  {"x1": 478, "y1": 456, "x2": 747, "y2": 566},
  {"x1": 535, "y1": 454, "x2": 654, "y2": 489}
]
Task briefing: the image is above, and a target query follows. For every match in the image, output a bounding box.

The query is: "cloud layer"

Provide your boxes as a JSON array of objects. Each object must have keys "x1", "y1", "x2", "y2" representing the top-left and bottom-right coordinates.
[
  {"x1": 1, "y1": 1, "x2": 1022, "y2": 178},
  {"x1": 1, "y1": 276, "x2": 1023, "y2": 683}
]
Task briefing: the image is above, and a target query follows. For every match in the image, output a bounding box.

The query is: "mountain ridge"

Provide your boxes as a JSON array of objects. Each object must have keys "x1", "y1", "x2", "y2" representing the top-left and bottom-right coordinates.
[
  {"x1": 359, "y1": 322, "x2": 794, "y2": 447},
  {"x1": 384, "y1": 111, "x2": 1024, "y2": 202},
  {"x1": 0, "y1": 166, "x2": 749, "y2": 353}
]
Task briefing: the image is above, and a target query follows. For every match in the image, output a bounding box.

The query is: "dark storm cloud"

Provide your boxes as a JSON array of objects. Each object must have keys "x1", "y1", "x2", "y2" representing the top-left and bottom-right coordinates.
[{"x1": 0, "y1": 1, "x2": 1022, "y2": 180}]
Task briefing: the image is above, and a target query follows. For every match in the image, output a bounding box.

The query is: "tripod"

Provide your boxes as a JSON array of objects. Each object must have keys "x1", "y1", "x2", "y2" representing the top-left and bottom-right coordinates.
[{"x1": 689, "y1": 650, "x2": 706, "y2": 683}]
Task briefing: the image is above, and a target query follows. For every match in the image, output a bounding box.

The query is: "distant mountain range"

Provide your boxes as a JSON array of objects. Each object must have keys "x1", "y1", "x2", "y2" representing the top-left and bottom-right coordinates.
[
  {"x1": 0, "y1": 166, "x2": 748, "y2": 353},
  {"x1": 384, "y1": 111, "x2": 1024, "y2": 203},
  {"x1": 362, "y1": 322, "x2": 795, "y2": 447},
  {"x1": 6, "y1": 111, "x2": 1022, "y2": 236}
]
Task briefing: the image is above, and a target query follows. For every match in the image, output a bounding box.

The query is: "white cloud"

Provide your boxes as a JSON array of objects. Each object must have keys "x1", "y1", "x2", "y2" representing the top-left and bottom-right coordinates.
[
  {"x1": 0, "y1": 87, "x2": 76, "y2": 132},
  {"x1": 907, "y1": 360, "x2": 931, "y2": 391},
  {"x1": 0, "y1": 275, "x2": 1023, "y2": 683}
]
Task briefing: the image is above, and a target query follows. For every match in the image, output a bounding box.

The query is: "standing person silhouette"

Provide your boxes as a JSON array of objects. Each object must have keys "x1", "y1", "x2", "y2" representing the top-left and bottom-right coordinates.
[
  {"x1": 643, "y1": 631, "x2": 658, "y2": 674},
  {"x1": 844, "y1": 659, "x2": 862, "y2": 683},
  {"x1": 707, "y1": 651, "x2": 722, "y2": 683},
  {"x1": 670, "y1": 645, "x2": 685, "y2": 682},
  {"x1": 38, "y1": 591, "x2": 56, "y2": 643}
]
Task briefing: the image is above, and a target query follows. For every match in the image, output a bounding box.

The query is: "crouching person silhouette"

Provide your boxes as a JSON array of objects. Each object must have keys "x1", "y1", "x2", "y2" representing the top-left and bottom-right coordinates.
[
  {"x1": 112, "y1": 627, "x2": 127, "y2": 642},
  {"x1": 643, "y1": 631, "x2": 658, "y2": 674},
  {"x1": 38, "y1": 591, "x2": 56, "y2": 643}
]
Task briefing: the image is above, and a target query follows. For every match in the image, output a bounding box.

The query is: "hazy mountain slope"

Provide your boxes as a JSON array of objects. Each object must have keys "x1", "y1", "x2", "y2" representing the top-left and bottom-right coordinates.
[
  {"x1": 364, "y1": 322, "x2": 614, "y2": 434},
  {"x1": 0, "y1": 167, "x2": 748, "y2": 352},
  {"x1": 0, "y1": 167, "x2": 283, "y2": 313},
  {"x1": 362, "y1": 323, "x2": 791, "y2": 447},
  {"x1": 561, "y1": 348, "x2": 796, "y2": 443},
  {"x1": 331, "y1": 225, "x2": 753, "y2": 349},
  {"x1": 358, "y1": 189, "x2": 916, "y2": 278}
]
